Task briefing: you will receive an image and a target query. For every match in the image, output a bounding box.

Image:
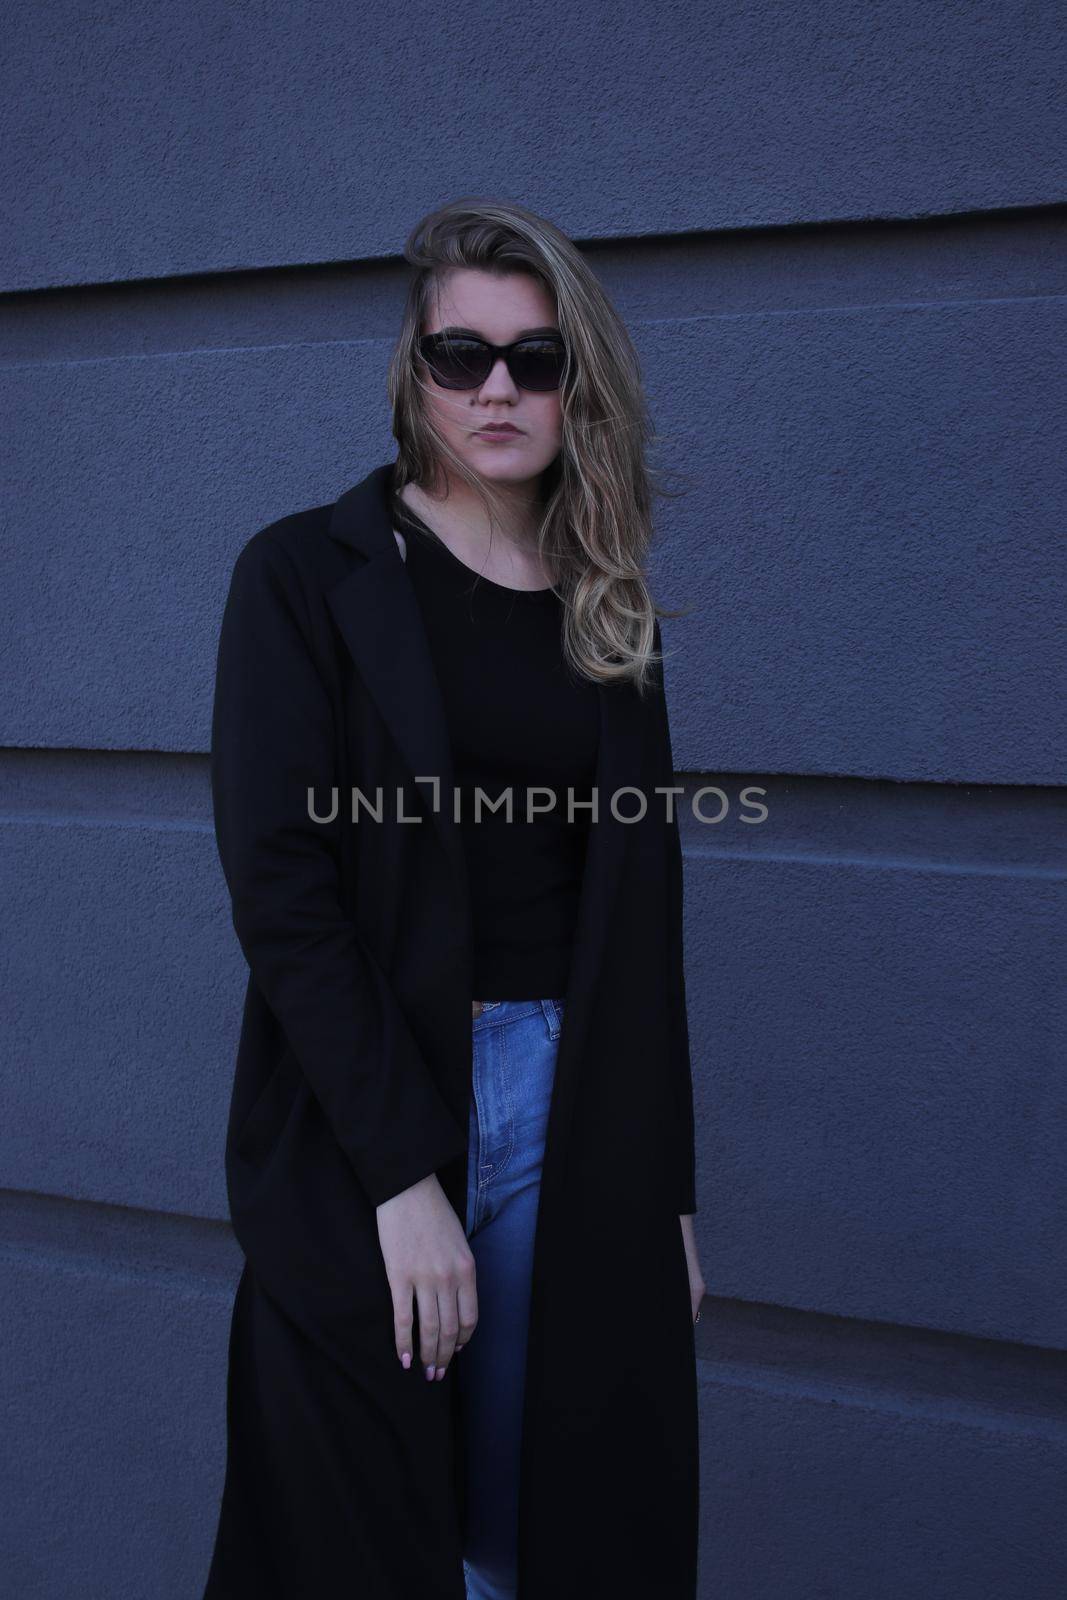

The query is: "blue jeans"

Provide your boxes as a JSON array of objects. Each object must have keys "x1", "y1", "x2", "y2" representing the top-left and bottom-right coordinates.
[{"x1": 460, "y1": 997, "x2": 565, "y2": 1600}]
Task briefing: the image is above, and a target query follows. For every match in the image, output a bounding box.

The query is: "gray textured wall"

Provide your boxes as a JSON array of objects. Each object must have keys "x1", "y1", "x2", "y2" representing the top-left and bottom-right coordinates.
[{"x1": 2, "y1": 3, "x2": 1065, "y2": 1596}]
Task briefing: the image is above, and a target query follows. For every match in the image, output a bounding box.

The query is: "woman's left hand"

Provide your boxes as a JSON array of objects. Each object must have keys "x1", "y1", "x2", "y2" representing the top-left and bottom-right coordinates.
[{"x1": 679, "y1": 1214, "x2": 705, "y2": 1324}]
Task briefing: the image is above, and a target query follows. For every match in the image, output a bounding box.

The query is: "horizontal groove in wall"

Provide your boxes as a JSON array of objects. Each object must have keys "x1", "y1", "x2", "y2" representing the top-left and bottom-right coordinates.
[
  {"x1": 0, "y1": 747, "x2": 210, "y2": 824},
  {"x1": 1, "y1": 751, "x2": 1063, "y2": 875},
  {"x1": 8, "y1": 1185, "x2": 1065, "y2": 1438},
  {"x1": 696, "y1": 1294, "x2": 1067, "y2": 1441},
  {"x1": 2, "y1": 206, "x2": 1065, "y2": 368},
  {"x1": 0, "y1": 1186, "x2": 241, "y2": 1298},
  {"x1": 673, "y1": 772, "x2": 1067, "y2": 875}
]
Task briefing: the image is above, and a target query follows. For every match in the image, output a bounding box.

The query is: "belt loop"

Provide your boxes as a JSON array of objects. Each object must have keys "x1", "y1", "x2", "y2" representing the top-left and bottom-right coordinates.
[{"x1": 540, "y1": 998, "x2": 561, "y2": 1040}]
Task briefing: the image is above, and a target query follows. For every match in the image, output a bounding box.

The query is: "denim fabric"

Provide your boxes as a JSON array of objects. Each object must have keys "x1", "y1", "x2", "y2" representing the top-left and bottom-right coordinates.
[{"x1": 461, "y1": 997, "x2": 565, "y2": 1600}]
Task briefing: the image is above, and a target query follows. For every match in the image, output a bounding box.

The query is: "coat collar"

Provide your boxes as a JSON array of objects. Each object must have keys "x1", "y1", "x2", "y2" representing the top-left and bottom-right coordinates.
[{"x1": 321, "y1": 460, "x2": 647, "y2": 1030}]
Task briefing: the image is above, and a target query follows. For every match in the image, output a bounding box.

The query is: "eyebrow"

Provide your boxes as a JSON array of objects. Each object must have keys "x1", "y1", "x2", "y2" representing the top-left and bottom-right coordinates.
[{"x1": 435, "y1": 324, "x2": 561, "y2": 340}]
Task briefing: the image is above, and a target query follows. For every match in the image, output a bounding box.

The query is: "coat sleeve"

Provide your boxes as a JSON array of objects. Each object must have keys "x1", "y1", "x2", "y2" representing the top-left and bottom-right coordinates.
[
  {"x1": 210, "y1": 532, "x2": 469, "y2": 1209},
  {"x1": 651, "y1": 620, "x2": 698, "y2": 1216}
]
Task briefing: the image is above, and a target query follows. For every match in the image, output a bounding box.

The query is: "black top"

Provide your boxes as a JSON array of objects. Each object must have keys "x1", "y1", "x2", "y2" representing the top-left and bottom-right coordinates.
[{"x1": 392, "y1": 489, "x2": 600, "y2": 1000}]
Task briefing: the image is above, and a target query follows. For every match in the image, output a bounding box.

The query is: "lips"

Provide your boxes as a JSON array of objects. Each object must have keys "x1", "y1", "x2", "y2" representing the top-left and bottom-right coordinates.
[{"x1": 475, "y1": 425, "x2": 520, "y2": 435}]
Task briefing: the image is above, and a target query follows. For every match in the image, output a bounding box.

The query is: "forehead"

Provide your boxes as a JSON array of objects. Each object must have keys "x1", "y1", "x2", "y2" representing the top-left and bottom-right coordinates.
[{"x1": 426, "y1": 267, "x2": 558, "y2": 340}]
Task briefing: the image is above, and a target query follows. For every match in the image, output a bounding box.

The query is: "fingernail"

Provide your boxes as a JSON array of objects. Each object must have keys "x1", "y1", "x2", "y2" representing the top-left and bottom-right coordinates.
[
  {"x1": 401, "y1": 1352, "x2": 411, "y2": 1369},
  {"x1": 435, "y1": 1366, "x2": 445, "y2": 1380},
  {"x1": 425, "y1": 1365, "x2": 435, "y2": 1379}
]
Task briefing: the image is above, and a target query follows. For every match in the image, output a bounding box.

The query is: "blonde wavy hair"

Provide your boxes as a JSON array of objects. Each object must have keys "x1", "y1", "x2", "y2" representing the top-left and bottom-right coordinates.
[{"x1": 387, "y1": 196, "x2": 683, "y2": 696}]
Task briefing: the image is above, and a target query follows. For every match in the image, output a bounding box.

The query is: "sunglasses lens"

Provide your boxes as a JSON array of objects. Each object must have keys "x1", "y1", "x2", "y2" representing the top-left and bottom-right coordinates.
[
  {"x1": 510, "y1": 338, "x2": 567, "y2": 391},
  {"x1": 420, "y1": 335, "x2": 567, "y2": 391},
  {"x1": 421, "y1": 336, "x2": 491, "y2": 390}
]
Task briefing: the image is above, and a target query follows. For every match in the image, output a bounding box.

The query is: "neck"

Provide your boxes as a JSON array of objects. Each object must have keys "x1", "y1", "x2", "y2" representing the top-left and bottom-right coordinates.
[{"x1": 399, "y1": 473, "x2": 543, "y2": 554}]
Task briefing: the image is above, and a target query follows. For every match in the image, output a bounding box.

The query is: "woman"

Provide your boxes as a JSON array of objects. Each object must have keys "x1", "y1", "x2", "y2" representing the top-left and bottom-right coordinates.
[{"x1": 202, "y1": 197, "x2": 704, "y2": 1600}]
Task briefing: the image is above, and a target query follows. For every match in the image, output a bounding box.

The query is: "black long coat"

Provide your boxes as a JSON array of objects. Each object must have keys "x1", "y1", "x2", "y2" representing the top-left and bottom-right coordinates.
[{"x1": 202, "y1": 460, "x2": 699, "y2": 1599}]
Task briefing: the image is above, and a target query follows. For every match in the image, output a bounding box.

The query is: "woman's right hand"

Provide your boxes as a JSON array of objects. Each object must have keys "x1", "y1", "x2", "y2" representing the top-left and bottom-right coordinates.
[{"x1": 376, "y1": 1173, "x2": 479, "y2": 1381}]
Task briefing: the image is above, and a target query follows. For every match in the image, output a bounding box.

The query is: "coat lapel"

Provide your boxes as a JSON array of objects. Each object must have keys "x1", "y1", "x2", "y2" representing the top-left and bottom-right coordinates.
[{"x1": 323, "y1": 466, "x2": 468, "y2": 897}]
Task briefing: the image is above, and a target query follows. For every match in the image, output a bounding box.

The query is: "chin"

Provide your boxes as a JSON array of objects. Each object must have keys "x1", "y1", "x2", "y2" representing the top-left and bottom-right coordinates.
[{"x1": 457, "y1": 440, "x2": 559, "y2": 486}]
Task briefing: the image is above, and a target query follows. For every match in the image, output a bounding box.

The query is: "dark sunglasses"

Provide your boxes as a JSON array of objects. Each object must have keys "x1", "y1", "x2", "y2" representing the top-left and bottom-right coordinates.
[{"x1": 418, "y1": 331, "x2": 568, "y2": 392}]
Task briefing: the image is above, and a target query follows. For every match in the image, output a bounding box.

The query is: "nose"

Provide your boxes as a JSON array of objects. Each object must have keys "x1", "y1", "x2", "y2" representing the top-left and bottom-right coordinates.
[{"x1": 477, "y1": 356, "x2": 518, "y2": 400}]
